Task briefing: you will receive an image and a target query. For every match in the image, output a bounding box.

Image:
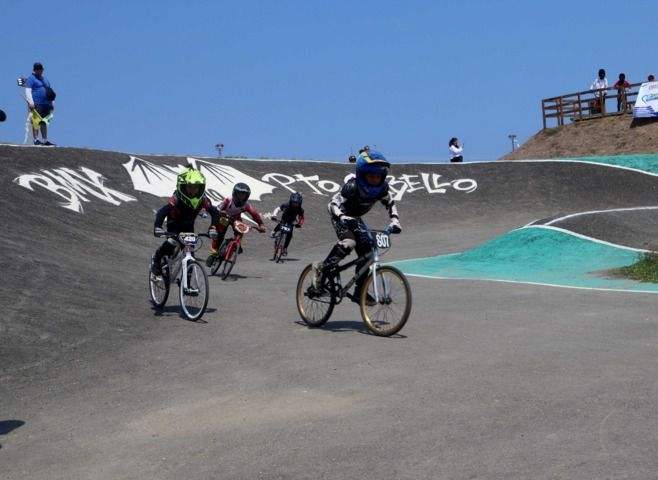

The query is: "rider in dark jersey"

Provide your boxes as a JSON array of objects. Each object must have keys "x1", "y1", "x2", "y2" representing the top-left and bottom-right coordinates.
[
  {"x1": 270, "y1": 192, "x2": 305, "y2": 256},
  {"x1": 313, "y1": 149, "x2": 401, "y2": 304},
  {"x1": 151, "y1": 167, "x2": 219, "y2": 276}
]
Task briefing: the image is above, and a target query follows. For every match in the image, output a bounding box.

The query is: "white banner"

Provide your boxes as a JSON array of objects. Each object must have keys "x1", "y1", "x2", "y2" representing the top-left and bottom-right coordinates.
[{"x1": 632, "y1": 81, "x2": 658, "y2": 118}]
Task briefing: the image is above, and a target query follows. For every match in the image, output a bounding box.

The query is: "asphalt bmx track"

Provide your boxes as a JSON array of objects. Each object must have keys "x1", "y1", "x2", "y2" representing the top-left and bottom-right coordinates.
[{"x1": 1, "y1": 145, "x2": 657, "y2": 479}]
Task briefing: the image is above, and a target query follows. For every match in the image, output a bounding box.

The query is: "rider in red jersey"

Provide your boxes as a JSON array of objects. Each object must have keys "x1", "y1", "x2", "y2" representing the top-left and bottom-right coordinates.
[{"x1": 205, "y1": 182, "x2": 266, "y2": 266}]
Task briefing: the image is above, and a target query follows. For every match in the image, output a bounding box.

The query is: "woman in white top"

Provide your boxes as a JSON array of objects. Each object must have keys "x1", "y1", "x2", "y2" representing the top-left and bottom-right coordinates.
[{"x1": 449, "y1": 137, "x2": 463, "y2": 163}]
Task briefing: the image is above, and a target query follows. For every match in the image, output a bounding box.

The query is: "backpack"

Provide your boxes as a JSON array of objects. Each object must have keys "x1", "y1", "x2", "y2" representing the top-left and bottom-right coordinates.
[{"x1": 45, "y1": 86, "x2": 56, "y2": 101}]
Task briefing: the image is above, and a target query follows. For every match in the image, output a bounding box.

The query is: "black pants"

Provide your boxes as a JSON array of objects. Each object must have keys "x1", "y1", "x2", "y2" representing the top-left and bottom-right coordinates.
[
  {"x1": 450, "y1": 155, "x2": 463, "y2": 163},
  {"x1": 322, "y1": 217, "x2": 371, "y2": 294},
  {"x1": 152, "y1": 220, "x2": 194, "y2": 264}
]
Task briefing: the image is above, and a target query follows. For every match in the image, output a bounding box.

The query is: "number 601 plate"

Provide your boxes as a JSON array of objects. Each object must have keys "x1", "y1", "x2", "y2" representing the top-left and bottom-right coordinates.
[{"x1": 375, "y1": 233, "x2": 390, "y2": 248}]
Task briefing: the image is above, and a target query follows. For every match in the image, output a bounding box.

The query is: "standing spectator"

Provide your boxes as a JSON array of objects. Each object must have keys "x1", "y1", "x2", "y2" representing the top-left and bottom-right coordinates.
[
  {"x1": 648, "y1": 74, "x2": 656, "y2": 82},
  {"x1": 25, "y1": 62, "x2": 56, "y2": 146},
  {"x1": 0, "y1": 109, "x2": 6, "y2": 123},
  {"x1": 590, "y1": 68, "x2": 608, "y2": 114},
  {"x1": 613, "y1": 73, "x2": 631, "y2": 112},
  {"x1": 449, "y1": 137, "x2": 463, "y2": 163}
]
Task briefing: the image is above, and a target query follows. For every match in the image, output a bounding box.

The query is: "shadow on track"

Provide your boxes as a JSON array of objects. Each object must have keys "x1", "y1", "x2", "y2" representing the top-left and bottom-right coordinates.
[
  {"x1": 0, "y1": 420, "x2": 25, "y2": 449},
  {"x1": 150, "y1": 305, "x2": 218, "y2": 323},
  {"x1": 293, "y1": 320, "x2": 407, "y2": 338}
]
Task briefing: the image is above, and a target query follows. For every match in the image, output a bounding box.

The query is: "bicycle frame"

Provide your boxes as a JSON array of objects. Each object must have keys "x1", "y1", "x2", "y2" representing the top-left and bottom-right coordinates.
[
  {"x1": 167, "y1": 233, "x2": 203, "y2": 290},
  {"x1": 328, "y1": 223, "x2": 390, "y2": 304},
  {"x1": 222, "y1": 221, "x2": 251, "y2": 260}
]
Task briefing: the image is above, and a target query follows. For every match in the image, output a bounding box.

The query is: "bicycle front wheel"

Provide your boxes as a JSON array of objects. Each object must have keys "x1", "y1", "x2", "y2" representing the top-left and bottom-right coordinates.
[
  {"x1": 149, "y1": 259, "x2": 170, "y2": 308},
  {"x1": 209, "y1": 254, "x2": 222, "y2": 276},
  {"x1": 221, "y1": 243, "x2": 239, "y2": 280},
  {"x1": 179, "y1": 260, "x2": 210, "y2": 321},
  {"x1": 296, "y1": 263, "x2": 335, "y2": 327},
  {"x1": 360, "y1": 266, "x2": 411, "y2": 337},
  {"x1": 273, "y1": 236, "x2": 283, "y2": 263}
]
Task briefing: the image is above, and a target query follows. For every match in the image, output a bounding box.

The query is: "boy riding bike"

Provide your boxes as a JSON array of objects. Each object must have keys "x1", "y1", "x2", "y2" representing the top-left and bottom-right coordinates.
[
  {"x1": 270, "y1": 192, "x2": 305, "y2": 256},
  {"x1": 205, "y1": 182, "x2": 266, "y2": 266},
  {"x1": 151, "y1": 167, "x2": 219, "y2": 277},
  {"x1": 312, "y1": 149, "x2": 401, "y2": 304}
]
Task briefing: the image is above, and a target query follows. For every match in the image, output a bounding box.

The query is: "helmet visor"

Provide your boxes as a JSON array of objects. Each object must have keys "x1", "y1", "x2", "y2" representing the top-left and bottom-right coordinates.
[{"x1": 182, "y1": 183, "x2": 204, "y2": 198}]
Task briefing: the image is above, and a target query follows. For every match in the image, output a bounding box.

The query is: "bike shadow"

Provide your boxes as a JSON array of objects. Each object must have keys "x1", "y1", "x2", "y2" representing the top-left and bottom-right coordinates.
[
  {"x1": 219, "y1": 274, "x2": 262, "y2": 282},
  {"x1": 0, "y1": 420, "x2": 25, "y2": 449},
  {"x1": 293, "y1": 319, "x2": 407, "y2": 338},
  {"x1": 151, "y1": 305, "x2": 217, "y2": 324}
]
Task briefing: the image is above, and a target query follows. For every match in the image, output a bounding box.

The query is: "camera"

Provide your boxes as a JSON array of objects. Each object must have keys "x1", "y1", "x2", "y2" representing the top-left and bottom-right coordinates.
[{"x1": 17, "y1": 77, "x2": 26, "y2": 87}]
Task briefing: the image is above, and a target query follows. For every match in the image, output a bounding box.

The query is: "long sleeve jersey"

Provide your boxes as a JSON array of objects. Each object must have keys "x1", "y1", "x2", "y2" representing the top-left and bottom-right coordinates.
[
  {"x1": 328, "y1": 178, "x2": 399, "y2": 223},
  {"x1": 154, "y1": 192, "x2": 220, "y2": 231},
  {"x1": 217, "y1": 198, "x2": 265, "y2": 226}
]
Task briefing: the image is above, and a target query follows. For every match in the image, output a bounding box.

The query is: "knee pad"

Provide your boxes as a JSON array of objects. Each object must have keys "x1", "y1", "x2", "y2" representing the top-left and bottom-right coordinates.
[{"x1": 338, "y1": 238, "x2": 356, "y2": 251}]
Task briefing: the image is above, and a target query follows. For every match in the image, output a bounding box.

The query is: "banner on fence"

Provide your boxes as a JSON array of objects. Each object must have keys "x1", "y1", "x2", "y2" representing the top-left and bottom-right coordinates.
[{"x1": 632, "y1": 81, "x2": 658, "y2": 118}]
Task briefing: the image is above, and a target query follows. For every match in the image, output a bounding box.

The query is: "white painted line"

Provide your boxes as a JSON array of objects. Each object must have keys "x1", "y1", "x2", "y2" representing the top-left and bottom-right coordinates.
[
  {"x1": 526, "y1": 224, "x2": 651, "y2": 252},
  {"x1": 403, "y1": 273, "x2": 658, "y2": 294},
  {"x1": 508, "y1": 158, "x2": 658, "y2": 177},
  {"x1": 544, "y1": 205, "x2": 658, "y2": 226}
]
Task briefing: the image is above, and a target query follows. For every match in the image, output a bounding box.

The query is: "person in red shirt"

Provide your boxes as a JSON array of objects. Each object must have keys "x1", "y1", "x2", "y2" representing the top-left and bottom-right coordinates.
[
  {"x1": 613, "y1": 73, "x2": 631, "y2": 112},
  {"x1": 205, "y1": 182, "x2": 266, "y2": 265}
]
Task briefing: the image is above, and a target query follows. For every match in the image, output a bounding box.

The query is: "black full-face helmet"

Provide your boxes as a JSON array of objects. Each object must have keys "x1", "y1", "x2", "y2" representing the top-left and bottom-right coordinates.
[
  {"x1": 232, "y1": 182, "x2": 251, "y2": 207},
  {"x1": 289, "y1": 192, "x2": 302, "y2": 207}
]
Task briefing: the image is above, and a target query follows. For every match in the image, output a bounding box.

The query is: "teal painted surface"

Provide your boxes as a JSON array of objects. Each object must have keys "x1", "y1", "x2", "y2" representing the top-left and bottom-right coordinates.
[
  {"x1": 393, "y1": 227, "x2": 658, "y2": 292},
  {"x1": 562, "y1": 153, "x2": 658, "y2": 175}
]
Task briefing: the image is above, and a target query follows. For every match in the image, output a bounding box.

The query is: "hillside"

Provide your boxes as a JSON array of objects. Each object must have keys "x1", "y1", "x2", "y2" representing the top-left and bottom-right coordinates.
[{"x1": 500, "y1": 115, "x2": 658, "y2": 160}]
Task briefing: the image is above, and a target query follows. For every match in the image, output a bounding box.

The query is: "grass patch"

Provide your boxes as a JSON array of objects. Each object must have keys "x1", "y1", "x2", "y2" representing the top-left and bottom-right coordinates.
[
  {"x1": 618, "y1": 252, "x2": 658, "y2": 283},
  {"x1": 543, "y1": 127, "x2": 561, "y2": 137}
]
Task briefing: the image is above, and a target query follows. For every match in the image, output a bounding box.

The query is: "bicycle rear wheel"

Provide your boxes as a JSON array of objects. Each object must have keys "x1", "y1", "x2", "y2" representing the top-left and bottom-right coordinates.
[
  {"x1": 149, "y1": 258, "x2": 170, "y2": 308},
  {"x1": 221, "y1": 243, "x2": 238, "y2": 280},
  {"x1": 360, "y1": 265, "x2": 411, "y2": 337},
  {"x1": 179, "y1": 260, "x2": 209, "y2": 321},
  {"x1": 296, "y1": 263, "x2": 335, "y2": 327}
]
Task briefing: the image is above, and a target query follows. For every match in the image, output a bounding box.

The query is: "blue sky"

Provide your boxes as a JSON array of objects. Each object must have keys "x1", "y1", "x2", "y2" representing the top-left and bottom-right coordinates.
[{"x1": 2, "y1": 0, "x2": 656, "y2": 162}]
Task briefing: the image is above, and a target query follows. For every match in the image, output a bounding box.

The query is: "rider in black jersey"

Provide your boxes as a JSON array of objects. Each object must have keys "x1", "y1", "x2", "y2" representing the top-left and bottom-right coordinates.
[
  {"x1": 312, "y1": 149, "x2": 401, "y2": 304},
  {"x1": 150, "y1": 167, "x2": 219, "y2": 277},
  {"x1": 270, "y1": 192, "x2": 305, "y2": 256}
]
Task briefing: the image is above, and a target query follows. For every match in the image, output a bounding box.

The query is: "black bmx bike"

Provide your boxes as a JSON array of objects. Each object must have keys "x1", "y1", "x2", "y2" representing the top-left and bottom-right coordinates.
[
  {"x1": 296, "y1": 223, "x2": 412, "y2": 337},
  {"x1": 272, "y1": 221, "x2": 300, "y2": 263},
  {"x1": 149, "y1": 232, "x2": 211, "y2": 321}
]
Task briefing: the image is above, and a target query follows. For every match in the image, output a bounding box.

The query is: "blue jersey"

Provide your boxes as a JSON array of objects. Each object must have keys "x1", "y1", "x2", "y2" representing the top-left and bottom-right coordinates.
[{"x1": 26, "y1": 74, "x2": 51, "y2": 105}]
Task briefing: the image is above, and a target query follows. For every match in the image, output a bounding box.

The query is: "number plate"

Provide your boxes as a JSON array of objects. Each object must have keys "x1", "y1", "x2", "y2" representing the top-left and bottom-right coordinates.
[
  {"x1": 375, "y1": 233, "x2": 390, "y2": 248},
  {"x1": 280, "y1": 224, "x2": 292, "y2": 232},
  {"x1": 181, "y1": 234, "x2": 197, "y2": 245}
]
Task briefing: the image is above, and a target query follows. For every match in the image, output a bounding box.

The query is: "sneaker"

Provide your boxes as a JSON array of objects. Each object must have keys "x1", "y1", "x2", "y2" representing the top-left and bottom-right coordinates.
[
  {"x1": 269, "y1": 231, "x2": 276, "y2": 238},
  {"x1": 351, "y1": 290, "x2": 377, "y2": 306},
  {"x1": 282, "y1": 249, "x2": 288, "y2": 257},
  {"x1": 183, "y1": 287, "x2": 199, "y2": 296},
  {"x1": 311, "y1": 261, "x2": 324, "y2": 289},
  {"x1": 33, "y1": 139, "x2": 42, "y2": 146},
  {"x1": 43, "y1": 141, "x2": 55, "y2": 146},
  {"x1": 205, "y1": 249, "x2": 218, "y2": 267},
  {"x1": 363, "y1": 293, "x2": 377, "y2": 306},
  {"x1": 150, "y1": 258, "x2": 162, "y2": 277}
]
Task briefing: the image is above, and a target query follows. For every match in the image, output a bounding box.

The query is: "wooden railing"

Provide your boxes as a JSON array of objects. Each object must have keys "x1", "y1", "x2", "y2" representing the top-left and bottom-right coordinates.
[{"x1": 541, "y1": 82, "x2": 643, "y2": 129}]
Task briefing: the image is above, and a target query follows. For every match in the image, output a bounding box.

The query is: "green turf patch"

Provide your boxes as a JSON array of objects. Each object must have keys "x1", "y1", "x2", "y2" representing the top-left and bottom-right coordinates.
[
  {"x1": 392, "y1": 226, "x2": 658, "y2": 293},
  {"x1": 562, "y1": 153, "x2": 658, "y2": 175},
  {"x1": 616, "y1": 252, "x2": 658, "y2": 283}
]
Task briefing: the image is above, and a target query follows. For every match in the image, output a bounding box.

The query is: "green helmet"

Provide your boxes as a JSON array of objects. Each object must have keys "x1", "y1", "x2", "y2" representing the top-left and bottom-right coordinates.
[{"x1": 176, "y1": 167, "x2": 206, "y2": 209}]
